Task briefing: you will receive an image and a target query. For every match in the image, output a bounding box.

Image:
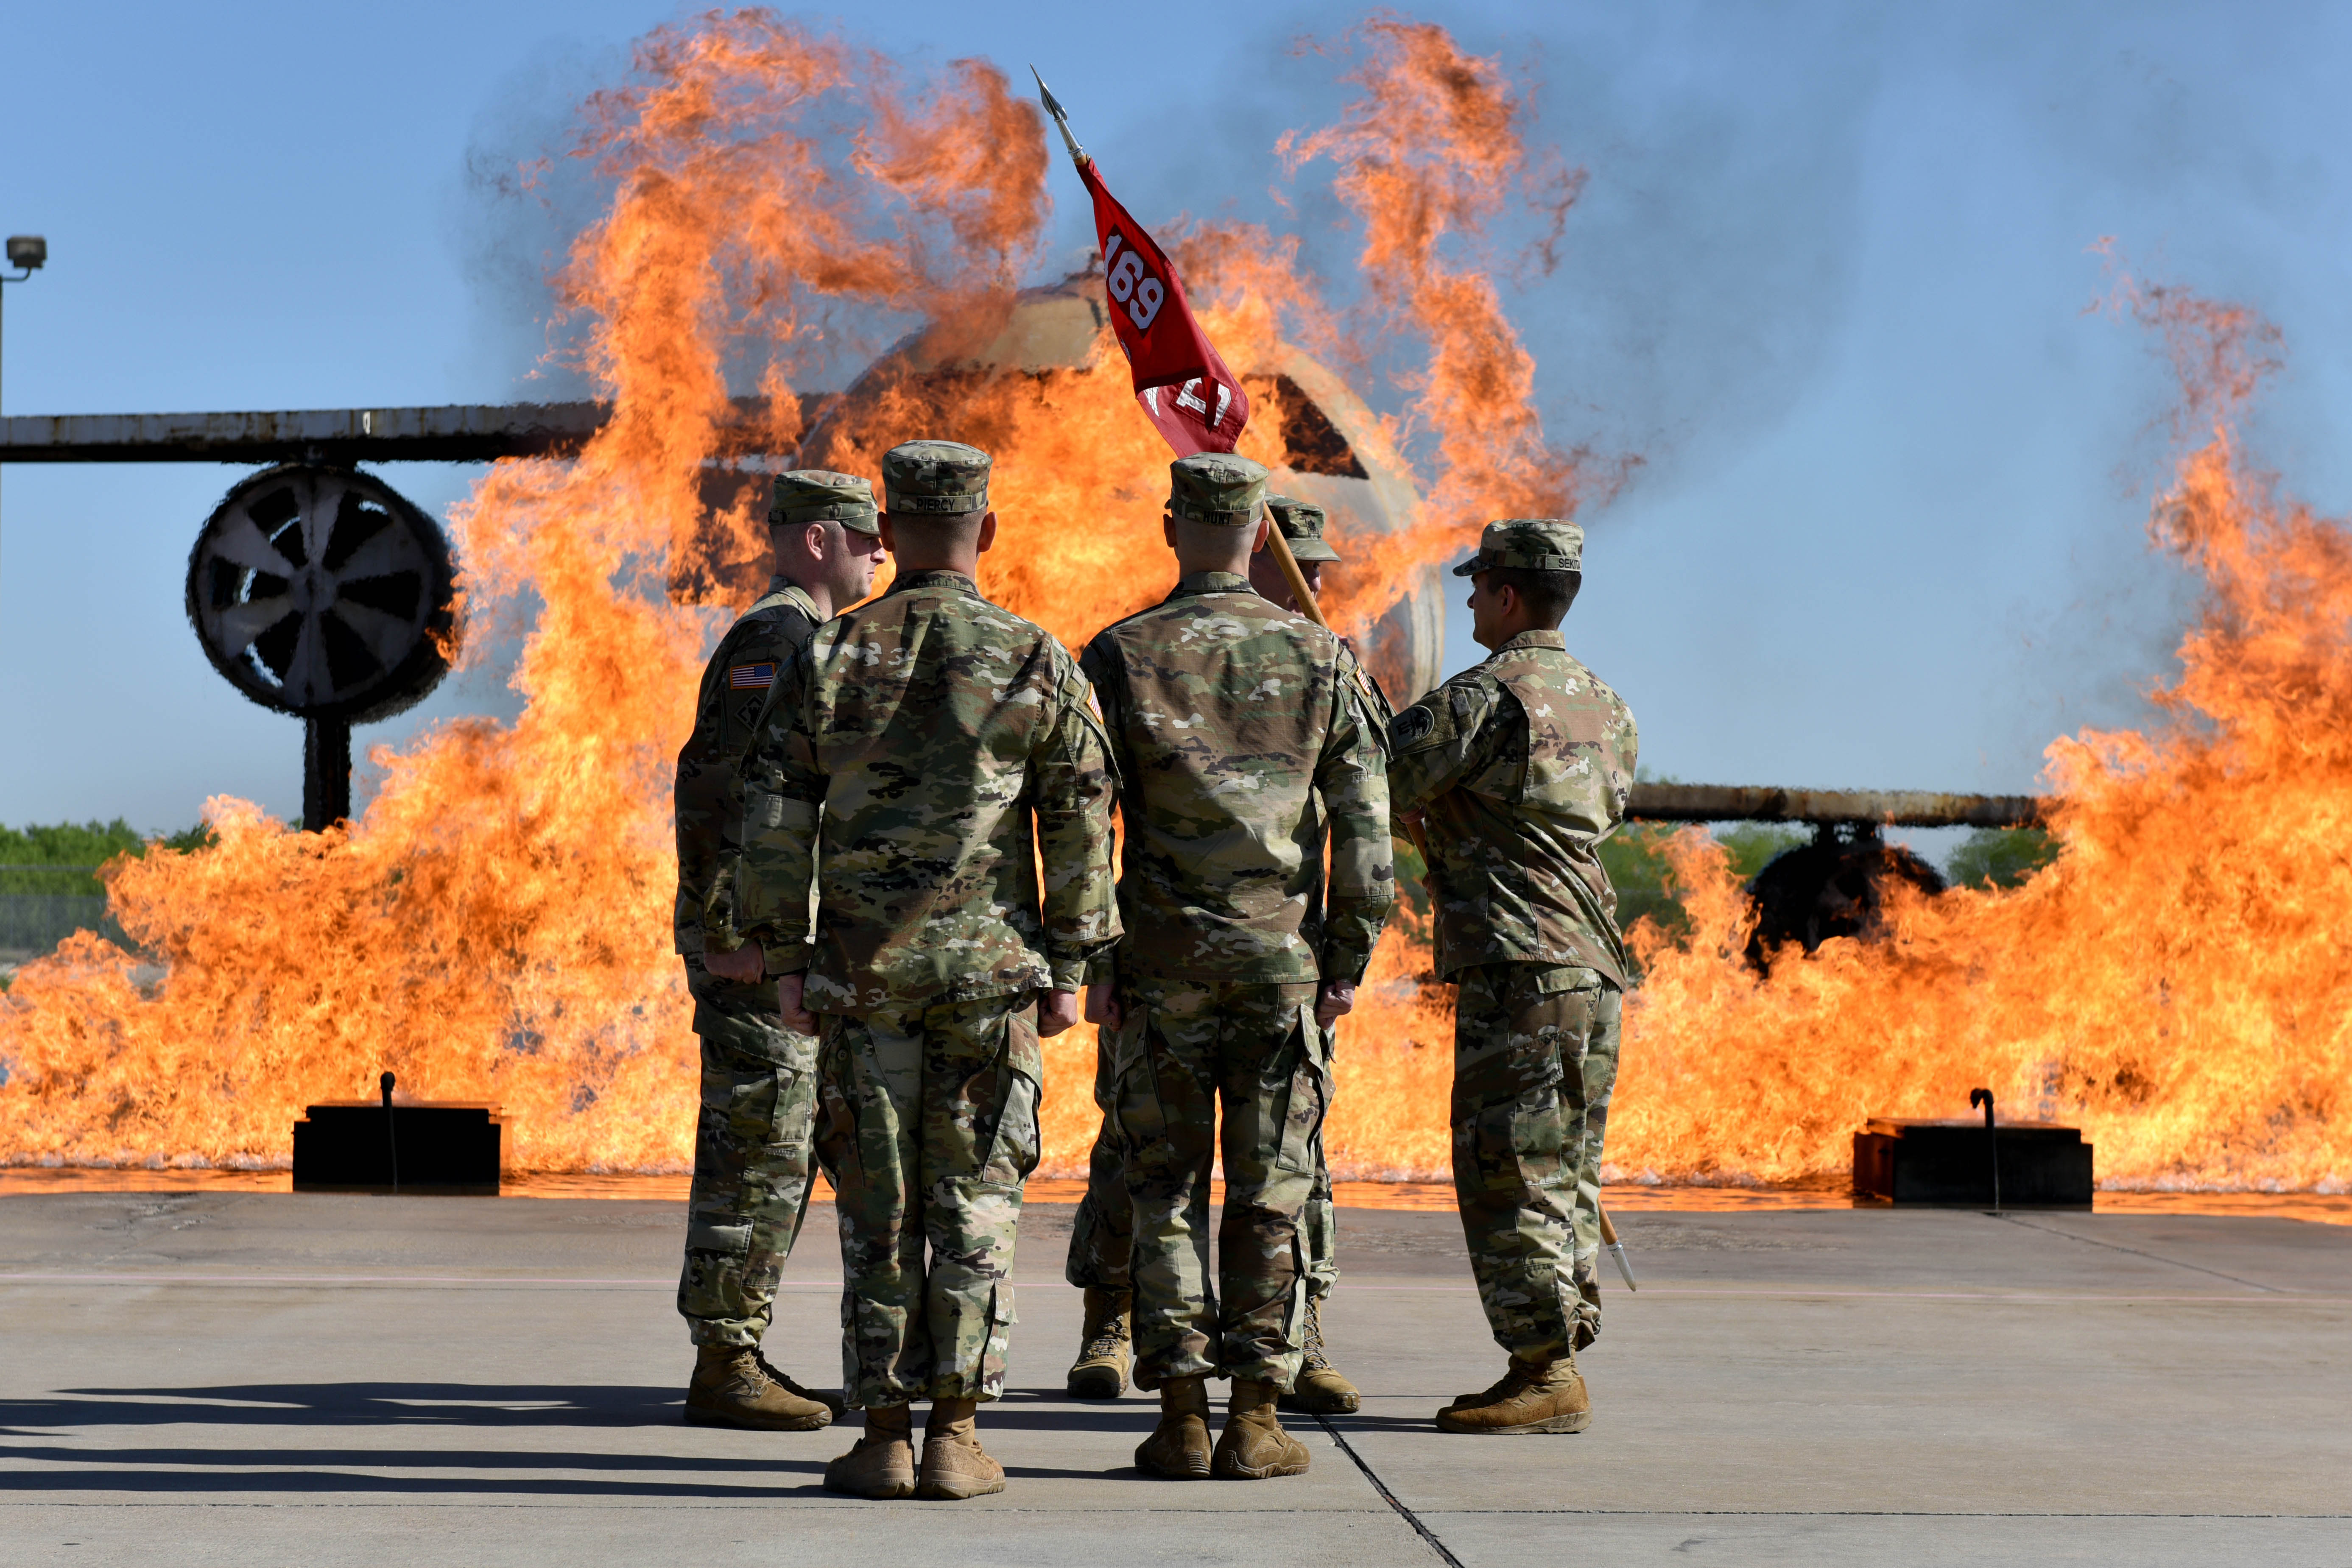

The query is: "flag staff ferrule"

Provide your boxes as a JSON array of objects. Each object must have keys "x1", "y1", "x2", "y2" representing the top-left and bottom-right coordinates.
[{"x1": 1030, "y1": 66, "x2": 1089, "y2": 169}]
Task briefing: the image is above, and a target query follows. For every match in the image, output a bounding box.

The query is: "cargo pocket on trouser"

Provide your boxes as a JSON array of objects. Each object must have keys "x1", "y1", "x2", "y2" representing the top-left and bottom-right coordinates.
[
  {"x1": 1274, "y1": 1002, "x2": 1332, "y2": 1176},
  {"x1": 979, "y1": 1001, "x2": 1045, "y2": 1189},
  {"x1": 809, "y1": 1016, "x2": 858, "y2": 1191}
]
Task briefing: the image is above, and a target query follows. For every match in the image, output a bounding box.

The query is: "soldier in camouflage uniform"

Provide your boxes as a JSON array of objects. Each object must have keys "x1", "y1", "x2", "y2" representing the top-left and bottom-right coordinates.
[
  {"x1": 676, "y1": 469, "x2": 884, "y2": 1432},
  {"x1": 1076, "y1": 454, "x2": 1393, "y2": 1482},
  {"x1": 1063, "y1": 493, "x2": 1383, "y2": 1419},
  {"x1": 1386, "y1": 519, "x2": 1637, "y2": 1436},
  {"x1": 721, "y1": 440, "x2": 1120, "y2": 1501}
]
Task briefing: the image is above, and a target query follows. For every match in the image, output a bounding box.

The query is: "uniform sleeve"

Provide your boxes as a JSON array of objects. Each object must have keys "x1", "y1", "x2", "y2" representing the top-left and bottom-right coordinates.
[
  {"x1": 723, "y1": 645, "x2": 824, "y2": 974},
  {"x1": 1032, "y1": 659, "x2": 1124, "y2": 993},
  {"x1": 1076, "y1": 639, "x2": 1129, "y2": 987},
  {"x1": 1314, "y1": 659, "x2": 1395, "y2": 985},
  {"x1": 672, "y1": 639, "x2": 737, "y2": 955},
  {"x1": 1385, "y1": 673, "x2": 1506, "y2": 813}
]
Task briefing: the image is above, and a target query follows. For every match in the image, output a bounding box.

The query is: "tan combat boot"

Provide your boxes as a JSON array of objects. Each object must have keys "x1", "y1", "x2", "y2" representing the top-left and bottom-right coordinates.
[
  {"x1": 1133, "y1": 1374, "x2": 1212, "y2": 1479},
  {"x1": 1212, "y1": 1377, "x2": 1311, "y2": 1479},
  {"x1": 917, "y1": 1397, "x2": 1006, "y2": 1500},
  {"x1": 684, "y1": 1343, "x2": 834, "y2": 1431},
  {"x1": 1277, "y1": 1296, "x2": 1361, "y2": 1415},
  {"x1": 823, "y1": 1403, "x2": 917, "y2": 1498},
  {"x1": 754, "y1": 1346, "x2": 846, "y2": 1421},
  {"x1": 1434, "y1": 1351, "x2": 1591, "y2": 1434},
  {"x1": 1066, "y1": 1286, "x2": 1132, "y2": 1399}
]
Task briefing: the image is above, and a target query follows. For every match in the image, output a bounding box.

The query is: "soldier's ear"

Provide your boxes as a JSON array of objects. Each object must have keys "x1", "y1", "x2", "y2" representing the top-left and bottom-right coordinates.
[
  {"x1": 976, "y1": 510, "x2": 998, "y2": 555},
  {"x1": 1162, "y1": 510, "x2": 1178, "y2": 551}
]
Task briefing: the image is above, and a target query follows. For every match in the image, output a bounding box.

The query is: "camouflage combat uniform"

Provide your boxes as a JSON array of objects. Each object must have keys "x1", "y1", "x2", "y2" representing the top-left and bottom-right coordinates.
[
  {"x1": 1387, "y1": 519, "x2": 1637, "y2": 1362},
  {"x1": 1066, "y1": 494, "x2": 1384, "y2": 1313},
  {"x1": 726, "y1": 441, "x2": 1120, "y2": 1409},
  {"x1": 1077, "y1": 456, "x2": 1393, "y2": 1392},
  {"x1": 673, "y1": 469, "x2": 879, "y2": 1350}
]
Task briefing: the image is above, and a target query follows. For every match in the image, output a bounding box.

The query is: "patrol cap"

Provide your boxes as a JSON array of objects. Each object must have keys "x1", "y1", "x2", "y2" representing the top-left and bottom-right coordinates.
[
  {"x1": 1451, "y1": 518, "x2": 1583, "y2": 577},
  {"x1": 881, "y1": 440, "x2": 992, "y2": 516},
  {"x1": 770, "y1": 469, "x2": 880, "y2": 536},
  {"x1": 1265, "y1": 494, "x2": 1338, "y2": 563},
  {"x1": 1168, "y1": 452, "x2": 1268, "y2": 527}
]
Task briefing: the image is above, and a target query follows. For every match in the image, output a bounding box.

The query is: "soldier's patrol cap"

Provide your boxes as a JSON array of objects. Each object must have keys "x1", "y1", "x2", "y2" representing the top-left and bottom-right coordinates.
[
  {"x1": 1168, "y1": 452, "x2": 1268, "y2": 527},
  {"x1": 881, "y1": 440, "x2": 992, "y2": 516},
  {"x1": 1265, "y1": 495, "x2": 1338, "y2": 563},
  {"x1": 769, "y1": 469, "x2": 880, "y2": 536},
  {"x1": 1451, "y1": 518, "x2": 1583, "y2": 577}
]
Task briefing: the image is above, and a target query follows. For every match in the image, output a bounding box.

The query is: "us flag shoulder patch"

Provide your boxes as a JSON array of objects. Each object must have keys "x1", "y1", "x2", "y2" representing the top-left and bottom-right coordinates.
[{"x1": 729, "y1": 662, "x2": 777, "y2": 689}]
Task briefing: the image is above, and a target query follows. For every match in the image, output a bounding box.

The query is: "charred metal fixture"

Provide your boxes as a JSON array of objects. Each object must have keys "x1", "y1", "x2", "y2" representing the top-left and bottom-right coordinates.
[
  {"x1": 185, "y1": 464, "x2": 458, "y2": 830},
  {"x1": 381, "y1": 1071, "x2": 401, "y2": 1194},
  {"x1": 1852, "y1": 1113, "x2": 2090, "y2": 1208},
  {"x1": 1626, "y1": 783, "x2": 2041, "y2": 829},
  {"x1": 292, "y1": 1091, "x2": 502, "y2": 1194},
  {"x1": 0, "y1": 396, "x2": 801, "y2": 467},
  {"x1": 1744, "y1": 821, "x2": 1945, "y2": 965},
  {"x1": 1969, "y1": 1087, "x2": 2002, "y2": 1212}
]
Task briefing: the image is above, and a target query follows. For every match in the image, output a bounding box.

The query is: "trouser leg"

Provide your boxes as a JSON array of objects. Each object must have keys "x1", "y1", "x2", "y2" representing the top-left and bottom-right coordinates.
[
  {"x1": 1065, "y1": 1030, "x2": 1134, "y2": 1291},
  {"x1": 1448, "y1": 964, "x2": 1595, "y2": 1364},
  {"x1": 1567, "y1": 988, "x2": 1623, "y2": 1350},
  {"x1": 677, "y1": 955, "x2": 820, "y2": 1349},
  {"x1": 917, "y1": 993, "x2": 1042, "y2": 1403},
  {"x1": 1212, "y1": 986, "x2": 1325, "y2": 1388},
  {"x1": 813, "y1": 1006, "x2": 928, "y2": 1408},
  {"x1": 1115, "y1": 977, "x2": 1221, "y2": 1389}
]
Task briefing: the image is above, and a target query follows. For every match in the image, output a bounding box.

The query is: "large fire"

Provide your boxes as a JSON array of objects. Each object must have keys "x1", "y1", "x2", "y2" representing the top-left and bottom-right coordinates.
[{"x1": 1, "y1": 16, "x2": 2343, "y2": 1197}]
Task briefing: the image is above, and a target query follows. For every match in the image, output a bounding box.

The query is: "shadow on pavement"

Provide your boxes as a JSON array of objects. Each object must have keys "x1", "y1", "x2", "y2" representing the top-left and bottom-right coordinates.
[{"x1": 0, "y1": 1383, "x2": 687, "y2": 1430}]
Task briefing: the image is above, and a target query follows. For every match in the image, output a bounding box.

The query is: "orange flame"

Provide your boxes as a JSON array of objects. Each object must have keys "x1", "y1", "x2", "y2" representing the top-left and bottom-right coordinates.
[{"x1": 6, "y1": 16, "x2": 2335, "y2": 1198}]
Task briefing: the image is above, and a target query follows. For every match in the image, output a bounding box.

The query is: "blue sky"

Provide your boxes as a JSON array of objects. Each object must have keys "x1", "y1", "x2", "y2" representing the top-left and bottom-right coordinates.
[{"x1": 3, "y1": 1, "x2": 2348, "y2": 838}]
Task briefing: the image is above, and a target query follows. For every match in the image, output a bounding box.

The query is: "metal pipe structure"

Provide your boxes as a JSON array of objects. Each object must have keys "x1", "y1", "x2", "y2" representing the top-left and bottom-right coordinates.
[
  {"x1": 1626, "y1": 784, "x2": 2043, "y2": 829},
  {"x1": 0, "y1": 396, "x2": 816, "y2": 467}
]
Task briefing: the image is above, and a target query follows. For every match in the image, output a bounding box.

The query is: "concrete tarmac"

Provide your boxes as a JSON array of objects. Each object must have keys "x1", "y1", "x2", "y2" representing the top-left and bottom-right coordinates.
[{"x1": 1, "y1": 1191, "x2": 2346, "y2": 1566}]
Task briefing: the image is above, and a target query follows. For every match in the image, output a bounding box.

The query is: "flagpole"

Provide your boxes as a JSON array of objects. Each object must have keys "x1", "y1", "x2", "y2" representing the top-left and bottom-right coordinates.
[{"x1": 1030, "y1": 67, "x2": 1090, "y2": 171}]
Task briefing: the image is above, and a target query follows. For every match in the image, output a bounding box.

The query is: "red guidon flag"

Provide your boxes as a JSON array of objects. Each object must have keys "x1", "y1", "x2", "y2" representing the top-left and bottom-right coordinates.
[{"x1": 1074, "y1": 156, "x2": 1250, "y2": 456}]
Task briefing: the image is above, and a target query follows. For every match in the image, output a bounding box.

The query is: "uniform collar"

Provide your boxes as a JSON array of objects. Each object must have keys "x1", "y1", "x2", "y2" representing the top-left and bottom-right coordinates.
[
  {"x1": 888, "y1": 567, "x2": 983, "y2": 600},
  {"x1": 1499, "y1": 630, "x2": 1567, "y2": 653},
  {"x1": 766, "y1": 576, "x2": 821, "y2": 617},
  {"x1": 1171, "y1": 570, "x2": 1253, "y2": 598}
]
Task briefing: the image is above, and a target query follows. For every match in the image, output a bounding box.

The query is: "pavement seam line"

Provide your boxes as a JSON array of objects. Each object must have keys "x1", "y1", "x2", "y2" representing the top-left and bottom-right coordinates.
[
  {"x1": 1991, "y1": 1213, "x2": 2289, "y2": 1293},
  {"x1": 1313, "y1": 1413, "x2": 1465, "y2": 1568}
]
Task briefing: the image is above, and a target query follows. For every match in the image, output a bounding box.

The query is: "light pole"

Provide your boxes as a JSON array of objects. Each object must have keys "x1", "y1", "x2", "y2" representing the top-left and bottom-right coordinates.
[{"x1": 1, "y1": 234, "x2": 48, "y2": 599}]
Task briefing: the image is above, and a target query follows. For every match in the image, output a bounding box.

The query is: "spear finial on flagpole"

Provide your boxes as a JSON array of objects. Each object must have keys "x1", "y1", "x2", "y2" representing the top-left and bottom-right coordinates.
[{"x1": 1031, "y1": 65, "x2": 1089, "y2": 170}]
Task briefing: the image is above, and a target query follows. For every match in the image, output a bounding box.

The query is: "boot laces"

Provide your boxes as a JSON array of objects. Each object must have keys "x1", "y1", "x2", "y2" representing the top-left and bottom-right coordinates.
[
  {"x1": 1081, "y1": 1318, "x2": 1129, "y2": 1361},
  {"x1": 1299, "y1": 1297, "x2": 1334, "y2": 1373}
]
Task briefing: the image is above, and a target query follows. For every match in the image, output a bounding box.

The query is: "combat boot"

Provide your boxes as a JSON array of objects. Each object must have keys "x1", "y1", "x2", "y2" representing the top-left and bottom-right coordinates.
[
  {"x1": 684, "y1": 1343, "x2": 834, "y2": 1431},
  {"x1": 1133, "y1": 1374, "x2": 1212, "y2": 1479},
  {"x1": 754, "y1": 1346, "x2": 846, "y2": 1422},
  {"x1": 1212, "y1": 1377, "x2": 1311, "y2": 1479},
  {"x1": 1277, "y1": 1296, "x2": 1361, "y2": 1415},
  {"x1": 823, "y1": 1403, "x2": 917, "y2": 1498},
  {"x1": 1435, "y1": 1351, "x2": 1590, "y2": 1434},
  {"x1": 918, "y1": 1397, "x2": 1006, "y2": 1500},
  {"x1": 1066, "y1": 1286, "x2": 1132, "y2": 1399}
]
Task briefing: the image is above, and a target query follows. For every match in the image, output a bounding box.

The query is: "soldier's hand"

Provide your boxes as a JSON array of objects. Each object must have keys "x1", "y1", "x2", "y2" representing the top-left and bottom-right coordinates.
[
  {"x1": 775, "y1": 974, "x2": 816, "y2": 1033},
  {"x1": 704, "y1": 944, "x2": 763, "y2": 984},
  {"x1": 1038, "y1": 988, "x2": 1082, "y2": 1037},
  {"x1": 1083, "y1": 981, "x2": 1123, "y2": 1030},
  {"x1": 1316, "y1": 981, "x2": 1357, "y2": 1028}
]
